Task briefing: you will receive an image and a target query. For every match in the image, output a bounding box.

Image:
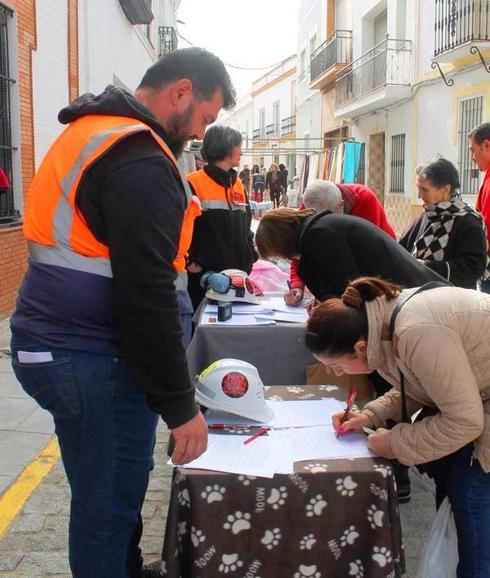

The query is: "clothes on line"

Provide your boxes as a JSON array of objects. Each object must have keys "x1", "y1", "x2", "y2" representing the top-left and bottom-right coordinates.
[{"x1": 298, "y1": 141, "x2": 365, "y2": 193}]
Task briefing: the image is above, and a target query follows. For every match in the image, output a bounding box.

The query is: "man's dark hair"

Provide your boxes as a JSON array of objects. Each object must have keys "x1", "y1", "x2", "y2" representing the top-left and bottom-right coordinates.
[
  {"x1": 138, "y1": 47, "x2": 236, "y2": 109},
  {"x1": 201, "y1": 125, "x2": 242, "y2": 163},
  {"x1": 469, "y1": 122, "x2": 490, "y2": 146}
]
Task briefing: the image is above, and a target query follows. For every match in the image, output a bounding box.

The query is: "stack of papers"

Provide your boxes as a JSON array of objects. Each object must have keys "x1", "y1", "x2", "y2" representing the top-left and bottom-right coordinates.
[
  {"x1": 169, "y1": 400, "x2": 375, "y2": 477},
  {"x1": 201, "y1": 299, "x2": 308, "y2": 325}
]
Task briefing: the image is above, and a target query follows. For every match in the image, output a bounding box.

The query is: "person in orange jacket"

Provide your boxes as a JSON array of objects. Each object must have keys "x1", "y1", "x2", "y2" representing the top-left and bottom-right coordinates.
[{"x1": 10, "y1": 48, "x2": 235, "y2": 578}]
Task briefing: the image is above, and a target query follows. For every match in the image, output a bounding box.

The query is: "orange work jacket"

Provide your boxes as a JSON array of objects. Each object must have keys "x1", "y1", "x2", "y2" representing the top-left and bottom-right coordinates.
[{"x1": 23, "y1": 114, "x2": 190, "y2": 283}]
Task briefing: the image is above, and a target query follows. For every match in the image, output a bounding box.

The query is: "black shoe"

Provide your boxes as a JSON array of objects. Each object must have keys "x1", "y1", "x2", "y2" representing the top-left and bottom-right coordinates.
[{"x1": 142, "y1": 562, "x2": 165, "y2": 578}]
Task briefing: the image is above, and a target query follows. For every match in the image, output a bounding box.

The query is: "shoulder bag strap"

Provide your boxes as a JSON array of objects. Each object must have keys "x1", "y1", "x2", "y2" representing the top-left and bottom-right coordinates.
[{"x1": 389, "y1": 281, "x2": 447, "y2": 423}]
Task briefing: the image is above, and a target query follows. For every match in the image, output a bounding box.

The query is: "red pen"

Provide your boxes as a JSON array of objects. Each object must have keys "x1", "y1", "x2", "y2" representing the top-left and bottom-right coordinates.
[
  {"x1": 243, "y1": 427, "x2": 270, "y2": 445},
  {"x1": 209, "y1": 424, "x2": 250, "y2": 429},
  {"x1": 336, "y1": 388, "x2": 358, "y2": 438}
]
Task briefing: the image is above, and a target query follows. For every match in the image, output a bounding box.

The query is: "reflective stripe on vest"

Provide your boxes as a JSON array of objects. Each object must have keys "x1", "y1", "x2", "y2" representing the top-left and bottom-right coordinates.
[
  {"x1": 200, "y1": 199, "x2": 247, "y2": 212},
  {"x1": 25, "y1": 116, "x2": 179, "y2": 279},
  {"x1": 186, "y1": 170, "x2": 248, "y2": 214}
]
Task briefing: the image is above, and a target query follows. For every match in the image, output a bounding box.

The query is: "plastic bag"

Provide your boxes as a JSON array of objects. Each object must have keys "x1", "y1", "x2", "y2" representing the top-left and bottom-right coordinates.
[{"x1": 416, "y1": 497, "x2": 458, "y2": 578}]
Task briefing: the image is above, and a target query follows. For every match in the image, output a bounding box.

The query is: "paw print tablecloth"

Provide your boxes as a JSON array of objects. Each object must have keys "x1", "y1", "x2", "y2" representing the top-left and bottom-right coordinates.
[{"x1": 162, "y1": 386, "x2": 404, "y2": 578}]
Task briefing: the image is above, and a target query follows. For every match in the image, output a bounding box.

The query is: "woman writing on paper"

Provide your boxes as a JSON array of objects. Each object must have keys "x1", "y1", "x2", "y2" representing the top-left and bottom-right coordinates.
[{"x1": 305, "y1": 276, "x2": 490, "y2": 578}]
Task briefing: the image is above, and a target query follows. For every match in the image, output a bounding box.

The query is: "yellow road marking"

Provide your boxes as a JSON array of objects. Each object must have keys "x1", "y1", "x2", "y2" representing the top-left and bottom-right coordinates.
[{"x1": 0, "y1": 436, "x2": 60, "y2": 538}]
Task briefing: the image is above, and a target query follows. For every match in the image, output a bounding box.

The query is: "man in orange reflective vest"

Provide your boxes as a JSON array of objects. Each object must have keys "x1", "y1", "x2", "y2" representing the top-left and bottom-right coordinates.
[{"x1": 10, "y1": 48, "x2": 235, "y2": 578}]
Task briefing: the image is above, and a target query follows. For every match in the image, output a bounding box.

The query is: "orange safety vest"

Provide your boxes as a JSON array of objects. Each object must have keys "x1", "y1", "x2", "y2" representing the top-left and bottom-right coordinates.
[
  {"x1": 173, "y1": 194, "x2": 202, "y2": 274},
  {"x1": 24, "y1": 114, "x2": 191, "y2": 284},
  {"x1": 187, "y1": 169, "x2": 248, "y2": 213}
]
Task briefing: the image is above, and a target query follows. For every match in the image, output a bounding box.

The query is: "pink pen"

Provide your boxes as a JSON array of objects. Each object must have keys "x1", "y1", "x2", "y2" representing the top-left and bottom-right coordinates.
[{"x1": 336, "y1": 388, "x2": 358, "y2": 438}]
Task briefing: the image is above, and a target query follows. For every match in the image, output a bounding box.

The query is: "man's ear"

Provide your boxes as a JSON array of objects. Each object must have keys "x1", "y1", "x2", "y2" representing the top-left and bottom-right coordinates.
[
  {"x1": 168, "y1": 78, "x2": 193, "y2": 111},
  {"x1": 353, "y1": 340, "x2": 367, "y2": 358}
]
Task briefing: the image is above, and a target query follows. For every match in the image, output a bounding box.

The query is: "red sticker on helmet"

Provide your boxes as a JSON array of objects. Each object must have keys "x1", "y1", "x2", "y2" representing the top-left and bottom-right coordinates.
[
  {"x1": 245, "y1": 278, "x2": 254, "y2": 293},
  {"x1": 222, "y1": 372, "x2": 249, "y2": 398},
  {"x1": 230, "y1": 274, "x2": 244, "y2": 287}
]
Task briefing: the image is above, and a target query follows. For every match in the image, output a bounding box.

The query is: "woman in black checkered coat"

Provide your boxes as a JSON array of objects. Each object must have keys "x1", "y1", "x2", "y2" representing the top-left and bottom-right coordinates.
[{"x1": 399, "y1": 157, "x2": 488, "y2": 289}]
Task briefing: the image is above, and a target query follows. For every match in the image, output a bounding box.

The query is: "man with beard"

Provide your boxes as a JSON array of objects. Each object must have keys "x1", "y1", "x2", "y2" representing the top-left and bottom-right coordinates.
[{"x1": 9, "y1": 48, "x2": 235, "y2": 578}]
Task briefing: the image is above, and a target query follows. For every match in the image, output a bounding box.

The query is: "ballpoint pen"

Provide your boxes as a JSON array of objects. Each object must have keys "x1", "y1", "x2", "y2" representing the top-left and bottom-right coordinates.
[
  {"x1": 243, "y1": 427, "x2": 270, "y2": 445},
  {"x1": 336, "y1": 388, "x2": 358, "y2": 438}
]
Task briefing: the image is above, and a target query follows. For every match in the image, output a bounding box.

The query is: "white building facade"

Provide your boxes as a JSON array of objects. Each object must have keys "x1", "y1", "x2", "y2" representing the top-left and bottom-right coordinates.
[
  {"x1": 218, "y1": 94, "x2": 254, "y2": 169},
  {"x1": 331, "y1": 0, "x2": 490, "y2": 232}
]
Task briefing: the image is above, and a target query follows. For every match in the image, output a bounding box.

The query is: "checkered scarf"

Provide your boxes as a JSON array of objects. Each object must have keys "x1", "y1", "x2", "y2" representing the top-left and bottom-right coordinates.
[{"x1": 414, "y1": 194, "x2": 490, "y2": 279}]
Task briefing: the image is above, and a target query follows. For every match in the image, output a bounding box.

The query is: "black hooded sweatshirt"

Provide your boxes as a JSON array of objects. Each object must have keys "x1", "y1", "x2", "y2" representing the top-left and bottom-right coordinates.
[{"x1": 11, "y1": 86, "x2": 198, "y2": 428}]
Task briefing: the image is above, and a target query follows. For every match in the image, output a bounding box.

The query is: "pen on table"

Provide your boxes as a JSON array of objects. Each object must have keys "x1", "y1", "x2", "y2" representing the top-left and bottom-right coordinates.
[
  {"x1": 287, "y1": 280, "x2": 292, "y2": 291},
  {"x1": 243, "y1": 427, "x2": 270, "y2": 445},
  {"x1": 336, "y1": 387, "x2": 358, "y2": 438},
  {"x1": 209, "y1": 424, "x2": 250, "y2": 429}
]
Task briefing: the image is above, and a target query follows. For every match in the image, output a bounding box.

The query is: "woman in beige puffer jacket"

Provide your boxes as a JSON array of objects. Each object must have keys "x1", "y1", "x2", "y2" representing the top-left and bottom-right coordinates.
[{"x1": 305, "y1": 277, "x2": 490, "y2": 578}]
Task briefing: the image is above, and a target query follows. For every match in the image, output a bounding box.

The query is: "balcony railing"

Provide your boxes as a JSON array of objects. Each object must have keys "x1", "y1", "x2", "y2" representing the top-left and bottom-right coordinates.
[
  {"x1": 253, "y1": 128, "x2": 266, "y2": 144},
  {"x1": 281, "y1": 116, "x2": 296, "y2": 136},
  {"x1": 310, "y1": 30, "x2": 352, "y2": 83},
  {"x1": 435, "y1": 0, "x2": 489, "y2": 57},
  {"x1": 265, "y1": 123, "x2": 274, "y2": 137},
  {"x1": 336, "y1": 38, "x2": 412, "y2": 107},
  {"x1": 159, "y1": 26, "x2": 177, "y2": 57}
]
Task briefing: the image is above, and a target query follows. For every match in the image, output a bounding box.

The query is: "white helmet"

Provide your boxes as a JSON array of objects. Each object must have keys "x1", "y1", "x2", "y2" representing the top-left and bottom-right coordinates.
[
  {"x1": 195, "y1": 359, "x2": 273, "y2": 423},
  {"x1": 205, "y1": 269, "x2": 258, "y2": 304}
]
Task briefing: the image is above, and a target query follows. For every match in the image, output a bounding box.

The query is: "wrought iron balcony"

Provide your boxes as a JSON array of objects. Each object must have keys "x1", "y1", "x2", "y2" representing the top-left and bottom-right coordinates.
[
  {"x1": 335, "y1": 38, "x2": 412, "y2": 109},
  {"x1": 434, "y1": 0, "x2": 489, "y2": 58},
  {"x1": 281, "y1": 116, "x2": 296, "y2": 136},
  {"x1": 310, "y1": 30, "x2": 352, "y2": 88},
  {"x1": 265, "y1": 123, "x2": 274, "y2": 137},
  {"x1": 253, "y1": 128, "x2": 266, "y2": 145},
  {"x1": 159, "y1": 26, "x2": 177, "y2": 57}
]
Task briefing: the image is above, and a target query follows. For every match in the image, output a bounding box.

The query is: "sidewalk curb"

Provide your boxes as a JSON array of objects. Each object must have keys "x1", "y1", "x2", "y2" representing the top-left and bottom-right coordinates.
[{"x1": 0, "y1": 436, "x2": 60, "y2": 538}]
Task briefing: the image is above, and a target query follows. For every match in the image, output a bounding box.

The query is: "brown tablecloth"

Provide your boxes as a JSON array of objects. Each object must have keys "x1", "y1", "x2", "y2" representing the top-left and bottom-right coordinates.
[{"x1": 162, "y1": 386, "x2": 404, "y2": 578}]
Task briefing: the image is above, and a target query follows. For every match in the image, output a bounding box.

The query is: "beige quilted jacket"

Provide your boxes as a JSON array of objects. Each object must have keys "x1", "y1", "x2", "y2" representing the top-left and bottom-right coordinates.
[{"x1": 361, "y1": 285, "x2": 490, "y2": 472}]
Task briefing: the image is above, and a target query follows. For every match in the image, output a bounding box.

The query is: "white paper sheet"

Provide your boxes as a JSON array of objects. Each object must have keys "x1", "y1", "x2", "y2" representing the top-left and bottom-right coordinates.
[
  {"x1": 261, "y1": 296, "x2": 309, "y2": 314},
  {"x1": 169, "y1": 434, "x2": 287, "y2": 477},
  {"x1": 268, "y1": 426, "x2": 374, "y2": 462},
  {"x1": 266, "y1": 399, "x2": 345, "y2": 429},
  {"x1": 255, "y1": 311, "x2": 308, "y2": 323},
  {"x1": 204, "y1": 303, "x2": 273, "y2": 316},
  {"x1": 201, "y1": 313, "x2": 276, "y2": 326}
]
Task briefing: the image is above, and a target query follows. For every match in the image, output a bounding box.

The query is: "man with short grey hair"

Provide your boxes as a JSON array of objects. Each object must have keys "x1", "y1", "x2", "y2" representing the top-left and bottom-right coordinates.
[{"x1": 285, "y1": 180, "x2": 396, "y2": 305}]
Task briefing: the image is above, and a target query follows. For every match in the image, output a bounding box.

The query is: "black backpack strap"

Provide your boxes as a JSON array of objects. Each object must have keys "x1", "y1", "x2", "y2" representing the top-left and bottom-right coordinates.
[{"x1": 389, "y1": 281, "x2": 447, "y2": 423}]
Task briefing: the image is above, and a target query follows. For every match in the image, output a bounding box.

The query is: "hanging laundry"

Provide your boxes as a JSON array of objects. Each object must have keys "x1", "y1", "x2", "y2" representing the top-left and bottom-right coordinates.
[{"x1": 342, "y1": 141, "x2": 363, "y2": 183}]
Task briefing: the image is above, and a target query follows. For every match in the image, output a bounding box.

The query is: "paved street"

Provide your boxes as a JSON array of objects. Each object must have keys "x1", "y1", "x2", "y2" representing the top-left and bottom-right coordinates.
[{"x1": 0, "y1": 321, "x2": 435, "y2": 577}]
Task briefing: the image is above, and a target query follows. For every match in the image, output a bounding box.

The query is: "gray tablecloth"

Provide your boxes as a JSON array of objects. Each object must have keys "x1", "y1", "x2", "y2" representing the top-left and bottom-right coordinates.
[{"x1": 186, "y1": 299, "x2": 316, "y2": 385}]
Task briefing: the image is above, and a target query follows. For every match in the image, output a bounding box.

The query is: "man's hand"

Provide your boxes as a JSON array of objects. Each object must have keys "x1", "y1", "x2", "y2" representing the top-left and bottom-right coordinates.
[
  {"x1": 284, "y1": 288, "x2": 304, "y2": 306},
  {"x1": 187, "y1": 262, "x2": 203, "y2": 273},
  {"x1": 367, "y1": 428, "x2": 396, "y2": 459},
  {"x1": 171, "y1": 412, "x2": 208, "y2": 465},
  {"x1": 332, "y1": 410, "x2": 372, "y2": 434}
]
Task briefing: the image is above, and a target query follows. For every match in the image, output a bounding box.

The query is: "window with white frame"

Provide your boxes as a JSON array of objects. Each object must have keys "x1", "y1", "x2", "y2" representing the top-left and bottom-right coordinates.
[
  {"x1": 458, "y1": 95, "x2": 483, "y2": 194},
  {"x1": 273, "y1": 101, "x2": 280, "y2": 136},
  {"x1": 390, "y1": 133, "x2": 405, "y2": 193},
  {"x1": 0, "y1": 4, "x2": 16, "y2": 223},
  {"x1": 310, "y1": 33, "x2": 317, "y2": 56}
]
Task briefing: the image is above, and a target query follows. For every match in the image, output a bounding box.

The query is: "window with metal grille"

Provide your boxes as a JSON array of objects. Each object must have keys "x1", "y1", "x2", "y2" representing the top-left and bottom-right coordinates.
[
  {"x1": 390, "y1": 134, "x2": 405, "y2": 192},
  {"x1": 0, "y1": 4, "x2": 15, "y2": 223},
  {"x1": 458, "y1": 96, "x2": 483, "y2": 194}
]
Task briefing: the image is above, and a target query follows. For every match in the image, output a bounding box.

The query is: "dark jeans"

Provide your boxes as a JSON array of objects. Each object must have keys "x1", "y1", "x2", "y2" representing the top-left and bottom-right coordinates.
[
  {"x1": 270, "y1": 189, "x2": 281, "y2": 208},
  {"x1": 433, "y1": 445, "x2": 490, "y2": 578},
  {"x1": 11, "y1": 330, "x2": 158, "y2": 578}
]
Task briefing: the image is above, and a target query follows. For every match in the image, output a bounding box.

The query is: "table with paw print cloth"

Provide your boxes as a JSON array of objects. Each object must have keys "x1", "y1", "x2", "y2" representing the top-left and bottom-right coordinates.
[{"x1": 161, "y1": 386, "x2": 404, "y2": 578}]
